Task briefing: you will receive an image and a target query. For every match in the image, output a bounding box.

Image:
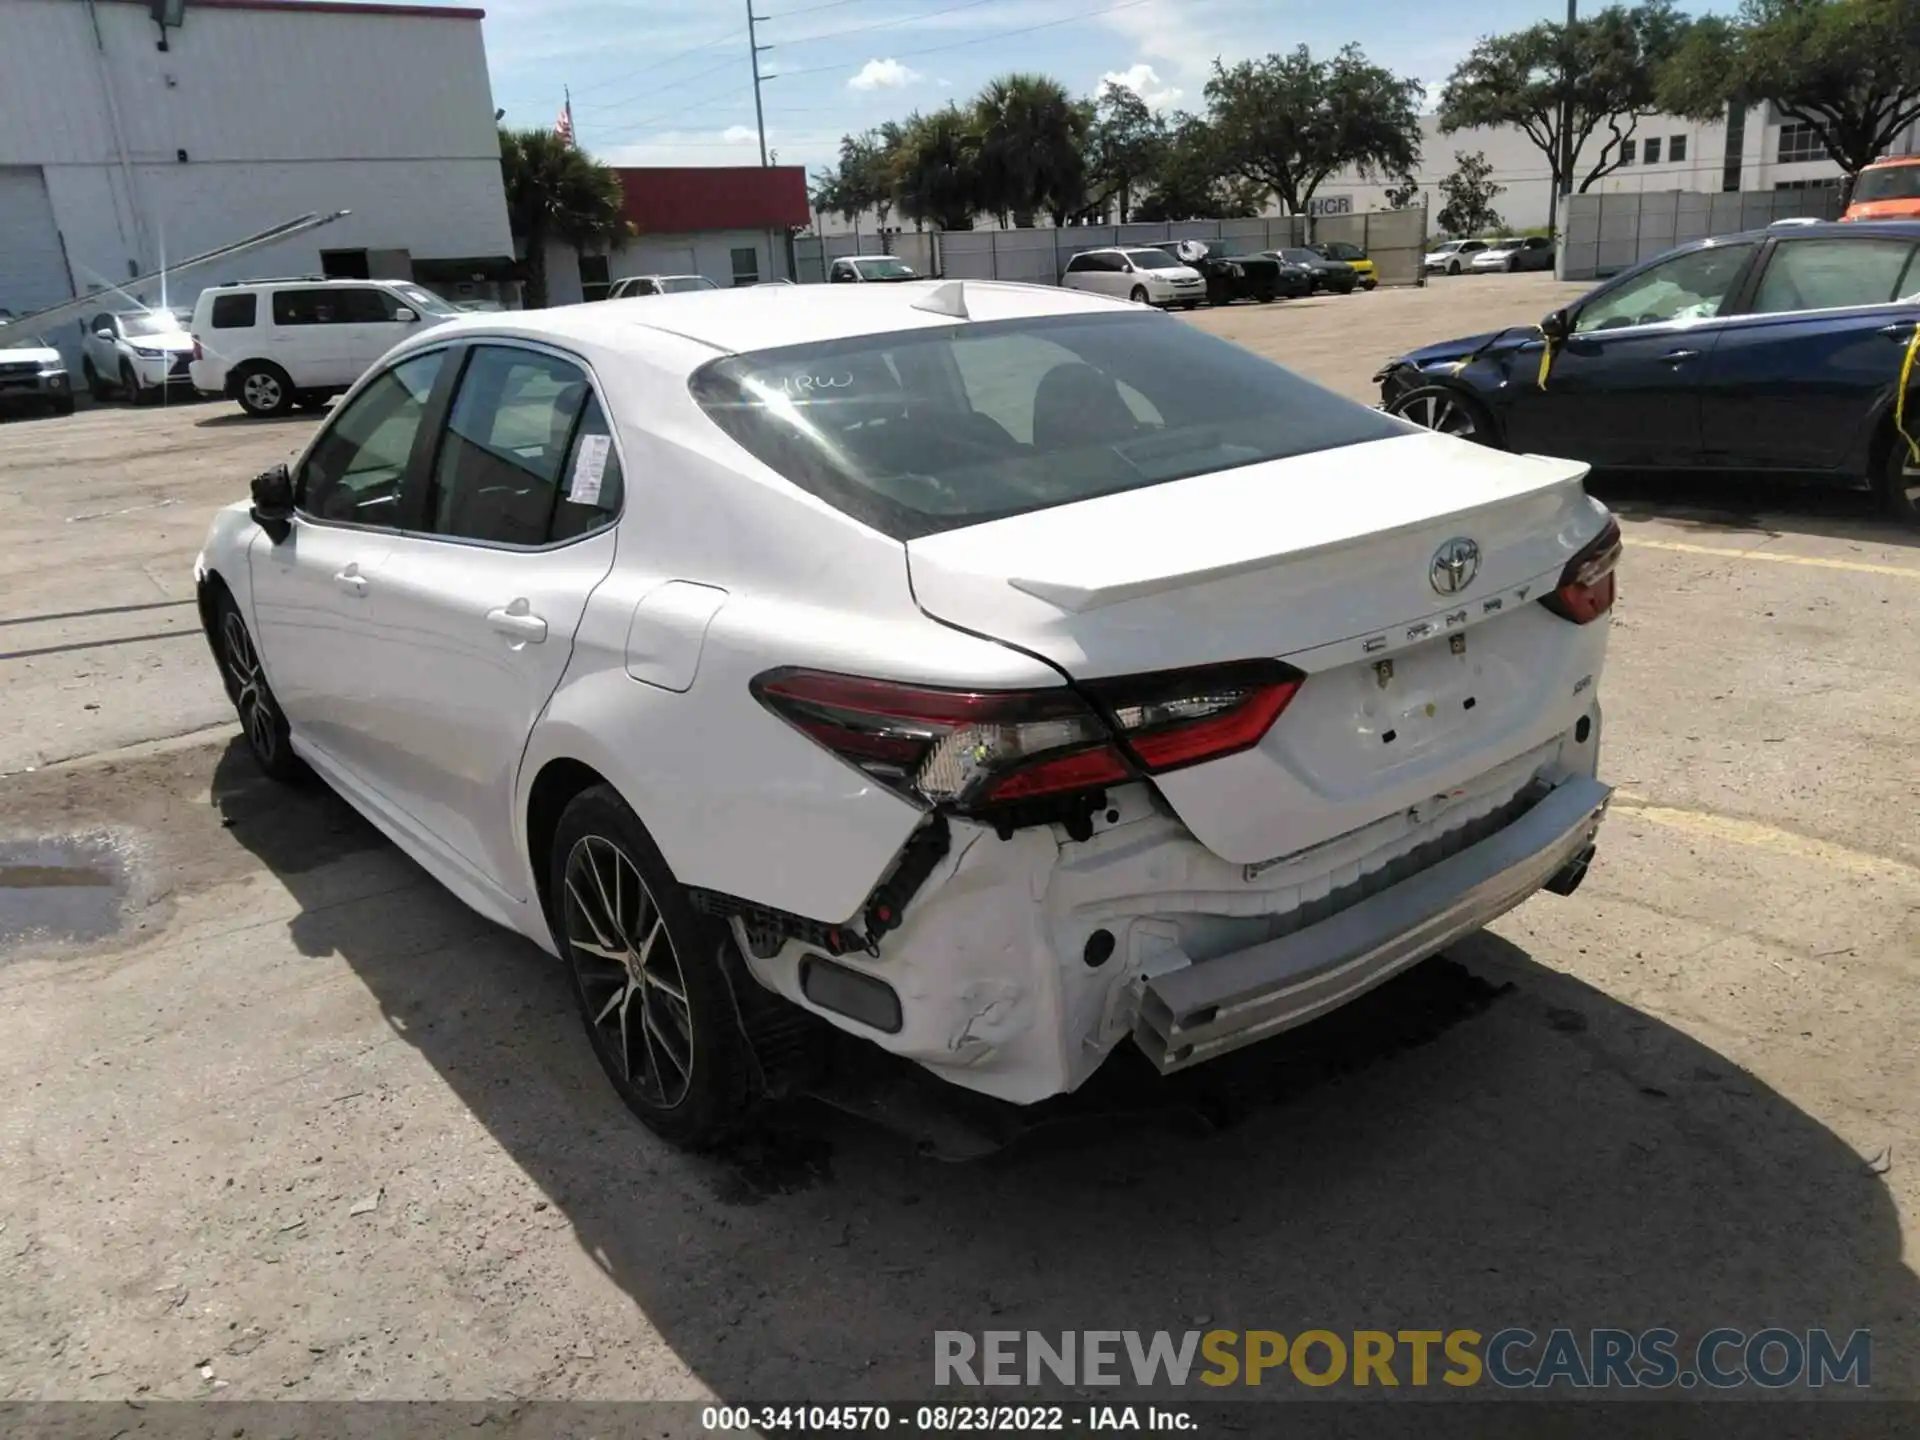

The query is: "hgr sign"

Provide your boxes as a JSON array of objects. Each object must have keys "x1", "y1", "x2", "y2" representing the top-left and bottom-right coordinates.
[{"x1": 1309, "y1": 195, "x2": 1353, "y2": 216}]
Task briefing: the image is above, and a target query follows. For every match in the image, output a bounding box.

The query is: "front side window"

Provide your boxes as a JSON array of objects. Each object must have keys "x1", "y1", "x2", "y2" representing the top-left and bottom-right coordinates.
[
  {"x1": 830, "y1": 262, "x2": 855, "y2": 284},
  {"x1": 1749, "y1": 238, "x2": 1919, "y2": 313},
  {"x1": 390, "y1": 284, "x2": 459, "y2": 317},
  {"x1": 1574, "y1": 242, "x2": 1757, "y2": 332},
  {"x1": 689, "y1": 311, "x2": 1404, "y2": 540},
  {"x1": 336, "y1": 287, "x2": 395, "y2": 323},
  {"x1": 852, "y1": 256, "x2": 916, "y2": 280},
  {"x1": 298, "y1": 350, "x2": 447, "y2": 525},
  {"x1": 210, "y1": 293, "x2": 257, "y2": 329},
  {"x1": 1125, "y1": 250, "x2": 1180, "y2": 271},
  {"x1": 428, "y1": 345, "x2": 611, "y2": 546},
  {"x1": 660, "y1": 276, "x2": 717, "y2": 293}
]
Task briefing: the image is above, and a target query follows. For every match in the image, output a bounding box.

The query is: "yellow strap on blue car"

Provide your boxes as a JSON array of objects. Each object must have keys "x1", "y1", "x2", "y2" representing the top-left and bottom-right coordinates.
[
  {"x1": 1452, "y1": 326, "x2": 1555, "y2": 389},
  {"x1": 1897, "y1": 319, "x2": 1920, "y2": 464}
]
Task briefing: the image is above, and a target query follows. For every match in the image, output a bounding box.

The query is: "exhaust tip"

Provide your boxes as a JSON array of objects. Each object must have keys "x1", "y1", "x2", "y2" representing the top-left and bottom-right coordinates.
[{"x1": 1544, "y1": 844, "x2": 1596, "y2": 897}]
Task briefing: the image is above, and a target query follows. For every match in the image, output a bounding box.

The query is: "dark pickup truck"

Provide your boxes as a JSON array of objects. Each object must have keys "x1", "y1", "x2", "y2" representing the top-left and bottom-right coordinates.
[{"x1": 1152, "y1": 240, "x2": 1298, "y2": 304}]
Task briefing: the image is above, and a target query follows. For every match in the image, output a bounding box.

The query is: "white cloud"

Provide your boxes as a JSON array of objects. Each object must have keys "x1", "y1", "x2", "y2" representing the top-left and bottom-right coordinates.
[
  {"x1": 721, "y1": 124, "x2": 758, "y2": 143},
  {"x1": 1099, "y1": 62, "x2": 1182, "y2": 111},
  {"x1": 1098, "y1": 0, "x2": 1256, "y2": 89},
  {"x1": 847, "y1": 57, "x2": 923, "y2": 92}
]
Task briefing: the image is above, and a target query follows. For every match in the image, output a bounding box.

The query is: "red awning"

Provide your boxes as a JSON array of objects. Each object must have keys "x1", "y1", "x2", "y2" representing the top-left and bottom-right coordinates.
[{"x1": 616, "y1": 167, "x2": 811, "y2": 235}]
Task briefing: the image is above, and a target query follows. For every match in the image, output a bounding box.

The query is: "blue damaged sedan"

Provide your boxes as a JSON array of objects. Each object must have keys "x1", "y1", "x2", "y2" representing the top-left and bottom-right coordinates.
[{"x1": 1374, "y1": 220, "x2": 1920, "y2": 527}]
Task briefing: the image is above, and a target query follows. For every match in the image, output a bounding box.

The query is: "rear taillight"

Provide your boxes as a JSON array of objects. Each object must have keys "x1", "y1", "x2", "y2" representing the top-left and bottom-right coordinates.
[
  {"x1": 752, "y1": 659, "x2": 1305, "y2": 818},
  {"x1": 1540, "y1": 516, "x2": 1621, "y2": 625},
  {"x1": 191, "y1": 334, "x2": 203, "y2": 361}
]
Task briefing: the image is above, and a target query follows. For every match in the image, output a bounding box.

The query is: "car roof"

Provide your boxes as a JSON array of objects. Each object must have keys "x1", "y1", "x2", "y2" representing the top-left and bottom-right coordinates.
[
  {"x1": 1723, "y1": 219, "x2": 1920, "y2": 243},
  {"x1": 439, "y1": 279, "x2": 1137, "y2": 360}
]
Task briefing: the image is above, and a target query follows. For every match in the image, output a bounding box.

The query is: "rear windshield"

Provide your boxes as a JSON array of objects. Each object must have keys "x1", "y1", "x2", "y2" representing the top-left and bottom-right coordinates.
[
  {"x1": 855, "y1": 258, "x2": 917, "y2": 280},
  {"x1": 1855, "y1": 164, "x2": 1920, "y2": 202},
  {"x1": 689, "y1": 311, "x2": 1403, "y2": 540}
]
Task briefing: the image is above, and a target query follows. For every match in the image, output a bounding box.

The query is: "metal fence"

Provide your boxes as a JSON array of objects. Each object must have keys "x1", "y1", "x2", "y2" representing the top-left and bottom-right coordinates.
[
  {"x1": 1560, "y1": 187, "x2": 1845, "y2": 281},
  {"x1": 793, "y1": 207, "x2": 1429, "y2": 288}
]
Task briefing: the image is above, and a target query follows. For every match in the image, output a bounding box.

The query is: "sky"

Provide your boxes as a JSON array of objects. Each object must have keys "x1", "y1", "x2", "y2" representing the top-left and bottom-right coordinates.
[{"x1": 470, "y1": 0, "x2": 1721, "y2": 178}]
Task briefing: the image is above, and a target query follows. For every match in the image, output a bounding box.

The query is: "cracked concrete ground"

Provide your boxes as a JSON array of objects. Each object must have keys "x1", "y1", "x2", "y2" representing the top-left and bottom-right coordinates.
[{"x1": 1, "y1": 274, "x2": 1916, "y2": 1403}]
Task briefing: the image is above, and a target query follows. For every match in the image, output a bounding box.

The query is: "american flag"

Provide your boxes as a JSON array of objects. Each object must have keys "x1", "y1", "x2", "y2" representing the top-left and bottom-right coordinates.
[{"x1": 555, "y1": 92, "x2": 574, "y2": 147}]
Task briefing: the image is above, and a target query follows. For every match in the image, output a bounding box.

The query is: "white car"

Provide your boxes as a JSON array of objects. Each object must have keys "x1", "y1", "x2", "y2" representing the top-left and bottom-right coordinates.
[
  {"x1": 1424, "y1": 239, "x2": 1491, "y2": 275},
  {"x1": 80, "y1": 307, "x2": 195, "y2": 402},
  {"x1": 1061, "y1": 247, "x2": 1207, "y2": 307},
  {"x1": 193, "y1": 280, "x2": 1616, "y2": 1150},
  {"x1": 0, "y1": 325, "x2": 73, "y2": 417},
  {"x1": 188, "y1": 277, "x2": 463, "y2": 417},
  {"x1": 1469, "y1": 236, "x2": 1556, "y2": 273},
  {"x1": 607, "y1": 274, "x2": 719, "y2": 299},
  {"x1": 828, "y1": 256, "x2": 919, "y2": 283}
]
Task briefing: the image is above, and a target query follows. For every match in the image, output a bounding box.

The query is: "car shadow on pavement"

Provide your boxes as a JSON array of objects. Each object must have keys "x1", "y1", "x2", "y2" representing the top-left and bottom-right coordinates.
[
  {"x1": 210, "y1": 741, "x2": 1920, "y2": 1400},
  {"x1": 1590, "y1": 471, "x2": 1919, "y2": 550},
  {"x1": 193, "y1": 410, "x2": 320, "y2": 429}
]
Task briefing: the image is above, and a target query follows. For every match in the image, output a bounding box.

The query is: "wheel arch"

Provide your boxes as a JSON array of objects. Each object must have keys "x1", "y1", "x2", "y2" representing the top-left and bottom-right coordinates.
[
  {"x1": 523, "y1": 755, "x2": 613, "y2": 938},
  {"x1": 1390, "y1": 375, "x2": 1508, "y2": 447}
]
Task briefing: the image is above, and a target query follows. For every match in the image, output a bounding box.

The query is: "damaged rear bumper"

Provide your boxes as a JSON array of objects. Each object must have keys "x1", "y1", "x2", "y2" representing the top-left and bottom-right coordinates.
[{"x1": 1133, "y1": 774, "x2": 1611, "y2": 1073}]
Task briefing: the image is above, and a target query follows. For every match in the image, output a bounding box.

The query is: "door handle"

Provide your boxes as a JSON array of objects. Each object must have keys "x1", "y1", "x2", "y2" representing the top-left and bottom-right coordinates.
[
  {"x1": 332, "y1": 564, "x2": 369, "y2": 597},
  {"x1": 1663, "y1": 348, "x2": 1699, "y2": 362},
  {"x1": 487, "y1": 601, "x2": 548, "y2": 644},
  {"x1": 1878, "y1": 322, "x2": 1915, "y2": 339}
]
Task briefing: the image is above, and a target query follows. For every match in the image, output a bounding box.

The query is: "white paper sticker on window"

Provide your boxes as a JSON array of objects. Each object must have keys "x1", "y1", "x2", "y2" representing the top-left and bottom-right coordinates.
[{"x1": 570, "y1": 433, "x2": 611, "y2": 507}]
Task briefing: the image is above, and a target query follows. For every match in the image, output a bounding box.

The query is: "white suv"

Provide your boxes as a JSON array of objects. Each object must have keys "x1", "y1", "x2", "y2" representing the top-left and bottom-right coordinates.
[{"x1": 188, "y1": 278, "x2": 462, "y2": 417}]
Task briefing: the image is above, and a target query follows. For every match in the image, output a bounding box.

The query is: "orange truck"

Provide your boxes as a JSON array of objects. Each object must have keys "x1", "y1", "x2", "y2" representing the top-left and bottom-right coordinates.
[{"x1": 1842, "y1": 155, "x2": 1920, "y2": 219}]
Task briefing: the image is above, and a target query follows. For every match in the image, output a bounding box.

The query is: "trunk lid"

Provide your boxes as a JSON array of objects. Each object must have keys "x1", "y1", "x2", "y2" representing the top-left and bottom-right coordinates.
[{"x1": 905, "y1": 430, "x2": 1611, "y2": 865}]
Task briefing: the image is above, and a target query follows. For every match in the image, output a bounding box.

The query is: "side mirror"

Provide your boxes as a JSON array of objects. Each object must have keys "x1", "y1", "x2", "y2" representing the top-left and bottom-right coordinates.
[
  {"x1": 1539, "y1": 308, "x2": 1571, "y2": 341},
  {"x1": 250, "y1": 463, "x2": 294, "y2": 544},
  {"x1": 393, "y1": 307, "x2": 417, "y2": 323}
]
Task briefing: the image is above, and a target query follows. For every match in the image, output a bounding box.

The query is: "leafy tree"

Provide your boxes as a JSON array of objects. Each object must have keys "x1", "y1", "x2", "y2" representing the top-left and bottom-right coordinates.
[
  {"x1": 1086, "y1": 81, "x2": 1168, "y2": 223},
  {"x1": 1658, "y1": 0, "x2": 1920, "y2": 176},
  {"x1": 893, "y1": 106, "x2": 984, "y2": 231},
  {"x1": 1440, "y1": 2, "x2": 1690, "y2": 233},
  {"x1": 811, "y1": 130, "x2": 896, "y2": 233},
  {"x1": 1435, "y1": 150, "x2": 1506, "y2": 234},
  {"x1": 973, "y1": 73, "x2": 1089, "y2": 226},
  {"x1": 1133, "y1": 113, "x2": 1265, "y2": 221},
  {"x1": 498, "y1": 127, "x2": 626, "y2": 309},
  {"x1": 1204, "y1": 44, "x2": 1424, "y2": 214},
  {"x1": 1384, "y1": 172, "x2": 1424, "y2": 209}
]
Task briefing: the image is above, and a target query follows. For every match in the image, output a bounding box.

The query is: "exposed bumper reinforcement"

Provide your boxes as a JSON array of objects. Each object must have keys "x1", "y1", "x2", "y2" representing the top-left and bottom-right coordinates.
[{"x1": 1134, "y1": 774, "x2": 1612, "y2": 1073}]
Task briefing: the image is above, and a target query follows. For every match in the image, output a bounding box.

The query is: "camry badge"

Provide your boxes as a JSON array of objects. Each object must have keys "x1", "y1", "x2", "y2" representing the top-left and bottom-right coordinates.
[{"x1": 1430, "y1": 537, "x2": 1482, "y2": 595}]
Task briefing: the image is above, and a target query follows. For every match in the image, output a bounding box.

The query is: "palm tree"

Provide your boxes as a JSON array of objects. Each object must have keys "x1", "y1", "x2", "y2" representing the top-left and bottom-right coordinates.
[
  {"x1": 893, "y1": 107, "x2": 984, "y2": 232},
  {"x1": 498, "y1": 127, "x2": 627, "y2": 309},
  {"x1": 973, "y1": 73, "x2": 1088, "y2": 227}
]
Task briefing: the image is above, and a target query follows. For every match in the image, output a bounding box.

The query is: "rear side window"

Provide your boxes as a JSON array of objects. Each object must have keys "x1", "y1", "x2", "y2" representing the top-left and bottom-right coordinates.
[
  {"x1": 210, "y1": 293, "x2": 256, "y2": 329},
  {"x1": 273, "y1": 289, "x2": 346, "y2": 325},
  {"x1": 689, "y1": 312, "x2": 1404, "y2": 540},
  {"x1": 427, "y1": 345, "x2": 616, "y2": 546},
  {"x1": 1750, "y1": 238, "x2": 1918, "y2": 314}
]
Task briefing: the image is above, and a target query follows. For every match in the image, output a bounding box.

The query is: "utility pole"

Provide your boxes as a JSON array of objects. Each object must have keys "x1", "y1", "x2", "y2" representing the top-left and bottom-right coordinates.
[
  {"x1": 1554, "y1": 0, "x2": 1577, "y2": 235},
  {"x1": 747, "y1": 2, "x2": 771, "y2": 167}
]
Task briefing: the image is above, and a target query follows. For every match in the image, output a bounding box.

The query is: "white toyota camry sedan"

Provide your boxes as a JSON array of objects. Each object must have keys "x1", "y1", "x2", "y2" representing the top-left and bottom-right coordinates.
[{"x1": 194, "y1": 280, "x2": 1617, "y2": 1149}]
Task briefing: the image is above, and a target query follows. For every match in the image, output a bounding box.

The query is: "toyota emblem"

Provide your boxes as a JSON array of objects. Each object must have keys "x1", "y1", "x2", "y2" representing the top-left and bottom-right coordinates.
[{"x1": 1430, "y1": 537, "x2": 1481, "y2": 595}]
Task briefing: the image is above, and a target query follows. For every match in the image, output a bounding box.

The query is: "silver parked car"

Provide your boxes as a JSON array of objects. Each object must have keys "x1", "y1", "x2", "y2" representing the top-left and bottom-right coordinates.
[{"x1": 1470, "y1": 236, "x2": 1557, "y2": 273}]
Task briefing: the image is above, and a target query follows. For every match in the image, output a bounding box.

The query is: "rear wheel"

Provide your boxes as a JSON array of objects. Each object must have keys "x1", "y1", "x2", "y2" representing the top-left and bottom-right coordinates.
[
  {"x1": 1387, "y1": 384, "x2": 1498, "y2": 447},
  {"x1": 1880, "y1": 433, "x2": 1920, "y2": 529},
  {"x1": 550, "y1": 785, "x2": 756, "y2": 1150},
  {"x1": 235, "y1": 362, "x2": 294, "y2": 417}
]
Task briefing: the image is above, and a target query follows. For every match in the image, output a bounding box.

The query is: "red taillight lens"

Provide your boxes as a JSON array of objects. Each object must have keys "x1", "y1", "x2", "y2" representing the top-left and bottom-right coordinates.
[
  {"x1": 191, "y1": 334, "x2": 203, "y2": 361},
  {"x1": 1089, "y1": 660, "x2": 1304, "y2": 773},
  {"x1": 751, "y1": 669, "x2": 1128, "y2": 811},
  {"x1": 753, "y1": 658, "x2": 1306, "y2": 818},
  {"x1": 1540, "y1": 516, "x2": 1621, "y2": 625}
]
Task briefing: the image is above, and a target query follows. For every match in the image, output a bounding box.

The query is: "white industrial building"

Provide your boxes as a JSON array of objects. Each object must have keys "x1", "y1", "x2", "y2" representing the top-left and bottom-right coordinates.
[
  {"x1": 1319, "y1": 103, "x2": 1918, "y2": 231},
  {"x1": 0, "y1": 0, "x2": 514, "y2": 366}
]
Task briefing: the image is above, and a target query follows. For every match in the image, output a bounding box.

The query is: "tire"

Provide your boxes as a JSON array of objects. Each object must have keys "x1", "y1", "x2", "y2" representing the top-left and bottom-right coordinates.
[
  {"x1": 211, "y1": 591, "x2": 306, "y2": 782},
  {"x1": 120, "y1": 361, "x2": 150, "y2": 405},
  {"x1": 549, "y1": 784, "x2": 756, "y2": 1150},
  {"x1": 293, "y1": 393, "x2": 330, "y2": 412},
  {"x1": 1880, "y1": 431, "x2": 1920, "y2": 528},
  {"x1": 1387, "y1": 383, "x2": 1499, "y2": 447},
  {"x1": 234, "y1": 362, "x2": 294, "y2": 418},
  {"x1": 51, "y1": 395, "x2": 75, "y2": 417},
  {"x1": 1507, "y1": 256, "x2": 1520, "y2": 273},
  {"x1": 1130, "y1": 285, "x2": 1150, "y2": 305},
  {"x1": 1448, "y1": 260, "x2": 1463, "y2": 275},
  {"x1": 84, "y1": 360, "x2": 110, "y2": 402}
]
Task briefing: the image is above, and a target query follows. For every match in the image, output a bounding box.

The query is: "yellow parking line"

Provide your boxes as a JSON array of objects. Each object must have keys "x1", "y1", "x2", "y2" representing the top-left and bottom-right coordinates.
[
  {"x1": 1611, "y1": 792, "x2": 1918, "y2": 879},
  {"x1": 1624, "y1": 538, "x2": 1920, "y2": 579}
]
